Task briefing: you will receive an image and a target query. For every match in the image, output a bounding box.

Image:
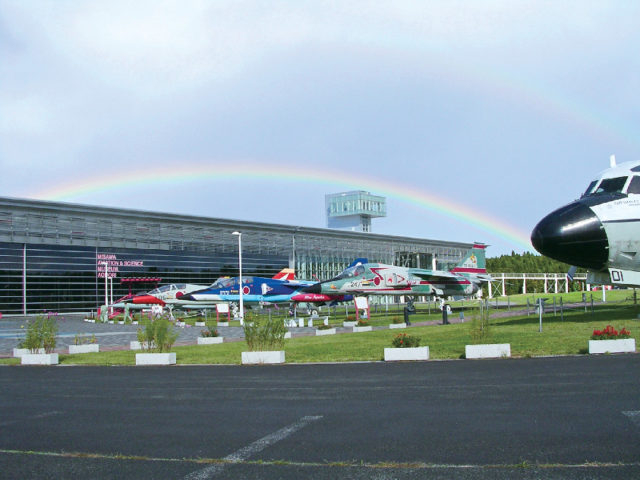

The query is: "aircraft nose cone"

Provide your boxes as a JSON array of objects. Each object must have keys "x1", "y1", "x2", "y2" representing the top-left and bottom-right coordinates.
[{"x1": 531, "y1": 201, "x2": 608, "y2": 270}]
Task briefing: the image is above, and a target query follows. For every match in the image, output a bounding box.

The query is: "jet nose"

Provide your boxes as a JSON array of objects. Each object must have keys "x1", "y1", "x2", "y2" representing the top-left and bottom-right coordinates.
[{"x1": 531, "y1": 201, "x2": 608, "y2": 270}]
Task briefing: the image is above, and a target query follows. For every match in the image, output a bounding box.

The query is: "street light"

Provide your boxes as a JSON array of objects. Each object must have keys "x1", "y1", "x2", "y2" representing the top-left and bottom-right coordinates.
[
  {"x1": 232, "y1": 231, "x2": 243, "y2": 325},
  {"x1": 100, "y1": 261, "x2": 108, "y2": 316}
]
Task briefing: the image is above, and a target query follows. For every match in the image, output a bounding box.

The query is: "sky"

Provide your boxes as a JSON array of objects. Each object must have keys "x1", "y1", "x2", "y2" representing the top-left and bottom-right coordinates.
[{"x1": 1, "y1": 1, "x2": 639, "y2": 257}]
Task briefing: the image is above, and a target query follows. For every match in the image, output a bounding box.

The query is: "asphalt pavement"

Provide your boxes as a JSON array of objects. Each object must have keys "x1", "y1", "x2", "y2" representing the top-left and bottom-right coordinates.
[{"x1": 1, "y1": 355, "x2": 639, "y2": 479}]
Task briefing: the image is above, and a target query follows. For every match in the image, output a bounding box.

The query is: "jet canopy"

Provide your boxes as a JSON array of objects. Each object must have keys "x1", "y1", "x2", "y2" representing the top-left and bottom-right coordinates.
[
  {"x1": 148, "y1": 284, "x2": 187, "y2": 294},
  {"x1": 208, "y1": 277, "x2": 236, "y2": 289},
  {"x1": 331, "y1": 264, "x2": 366, "y2": 281}
]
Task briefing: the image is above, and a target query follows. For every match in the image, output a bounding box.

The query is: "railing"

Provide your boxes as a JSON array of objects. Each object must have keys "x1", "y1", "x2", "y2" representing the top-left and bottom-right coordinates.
[{"x1": 487, "y1": 272, "x2": 588, "y2": 297}]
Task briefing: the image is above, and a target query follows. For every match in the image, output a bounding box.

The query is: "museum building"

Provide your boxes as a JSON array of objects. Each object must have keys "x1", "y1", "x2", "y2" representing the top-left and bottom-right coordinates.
[{"x1": 0, "y1": 196, "x2": 474, "y2": 314}]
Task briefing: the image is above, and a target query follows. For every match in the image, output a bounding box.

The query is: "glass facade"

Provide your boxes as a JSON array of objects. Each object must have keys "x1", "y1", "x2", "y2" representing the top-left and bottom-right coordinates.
[{"x1": 0, "y1": 197, "x2": 473, "y2": 314}]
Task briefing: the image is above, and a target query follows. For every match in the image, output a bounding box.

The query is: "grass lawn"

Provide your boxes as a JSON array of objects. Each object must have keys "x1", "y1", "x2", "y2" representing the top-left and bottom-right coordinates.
[{"x1": 3, "y1": 296, "x2": 637, "y2": 366}]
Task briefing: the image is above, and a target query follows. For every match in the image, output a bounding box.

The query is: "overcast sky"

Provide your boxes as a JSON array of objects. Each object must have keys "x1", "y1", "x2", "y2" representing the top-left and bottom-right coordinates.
[{"x1": 1, "y1": 1, "x2": 639, "y2": 257}]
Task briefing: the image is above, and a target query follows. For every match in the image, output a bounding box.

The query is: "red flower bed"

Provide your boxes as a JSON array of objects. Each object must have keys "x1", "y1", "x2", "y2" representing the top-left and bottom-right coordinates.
[{"x1": 591, "y1": 325, "x2": 631, "y2": 340}]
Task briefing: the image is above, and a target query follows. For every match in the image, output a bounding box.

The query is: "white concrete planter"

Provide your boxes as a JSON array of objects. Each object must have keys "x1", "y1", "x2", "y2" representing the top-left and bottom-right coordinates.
[
  {"x1": 197, "y1": 336, "x2": 223, "y2": 345},
  {"x1": 241, "y1": 351, "x2": 285, "y2": 365},
  {"x1": 118, "y1": 321, "x2": 124, "y2": 325},
  {"x1": 130, "y1": 341, "x2": 151, "y2": 350},
  {"x1": 389, "y1": 323, "x2": 407, "y2": 329},
  {"x1": 21, "y1": 353, "x2": 59, "y2": 365},
  {"x1": 135, "y1": 352, "x2": 176, "y2": 365},
  {"x1": 69, "y1": 344, "x2": 99, "y2": 354},
  {"x1": 284, "y1": 332, "x2": 292, "y2": 339},
  {"x1": 316, "y1": 328, "x2": 336, "y2": 336},
  {"x1": 195, "y1": 322, "x2": 205, "y2": 326},
  {"x1": 84, "y1": 318, "x2": 96, "y2": 323},
  {"x1": 384, "y1": 346, "x2": 429, "y2": 361},
  {"x1": 218, "y1": 322, "x2": 230, "y2": 327},
  {"x1": 353, "y1": 326, "x2": 373, "y2": 333},
  {"x1": 132, "y1": 321, "x2": 139, "y2": 325},
  {"x1": 465, "y1": 343, "x2": 511, "y2": 359},
  {"x1": 13, "y1": 348, "x2": 45, "y2": 357},
  {"x1": 343, "y1": 321, "x2": 357, "y2": 327},
  {"x1": 589, "y1": 338, "x2": 636, "y2": 354}
]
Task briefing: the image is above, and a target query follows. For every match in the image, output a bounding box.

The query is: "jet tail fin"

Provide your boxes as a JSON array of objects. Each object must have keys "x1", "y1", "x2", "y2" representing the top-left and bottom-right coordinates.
[
  {"x1": 347, "y1": 258, "x2": 368, "y2": 268},
  {"x1": 450, "y1": 244, "x2": 488, "y2": 275},
  {"x1": 272, "y1": 268, "x2": 295, "y2": 281}
]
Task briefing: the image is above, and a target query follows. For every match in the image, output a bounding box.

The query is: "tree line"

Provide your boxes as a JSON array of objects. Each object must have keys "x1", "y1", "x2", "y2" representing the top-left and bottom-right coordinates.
[{"x1": 485, "y1": 252, "x2": 585, "y2": 296}]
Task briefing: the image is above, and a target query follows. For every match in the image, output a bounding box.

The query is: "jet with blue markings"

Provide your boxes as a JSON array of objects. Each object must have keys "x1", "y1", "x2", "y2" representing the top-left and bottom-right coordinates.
[
  {"x1": 532, "y1": 156, "x2": 640, "y2": 287},
  {"x1": 180, "y1": 268, "x2": 353, "y2": 306}
]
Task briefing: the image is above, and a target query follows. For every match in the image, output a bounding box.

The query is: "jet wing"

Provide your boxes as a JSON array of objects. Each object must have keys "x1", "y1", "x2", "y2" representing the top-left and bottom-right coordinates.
[
  {"x1": 412, "y1": 271, "x2": 492, "y2": 284},
  {"x1": 411, "y1": 271, "x2": 459, "y2": 284}
]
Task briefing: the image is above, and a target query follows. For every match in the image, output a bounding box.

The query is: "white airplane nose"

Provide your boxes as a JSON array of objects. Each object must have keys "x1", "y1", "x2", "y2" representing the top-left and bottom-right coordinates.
[{"x1": 531, "y1": 201, "x2": 608, "y2": 270}]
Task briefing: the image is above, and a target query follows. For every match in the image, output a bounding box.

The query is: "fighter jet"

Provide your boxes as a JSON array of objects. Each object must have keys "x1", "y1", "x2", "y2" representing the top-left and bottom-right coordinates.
[
  {"x1": 180, "y1": 269, "x2": 351, "y2": 306},
  {"x1": 301, "y1": 244, "x2": 490, "y2": 299},
  {"x1": 129, "y1": 283, "x2": 210, "y2": 307},
  {"x1": 531, "y1": 156, "x2": 640, "y2": 287}
]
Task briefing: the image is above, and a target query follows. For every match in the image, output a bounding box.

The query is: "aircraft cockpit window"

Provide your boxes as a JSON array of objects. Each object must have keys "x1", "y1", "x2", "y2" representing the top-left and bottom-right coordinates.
[
  {"x1": 627, "y1": 176, "x2": 640, "y2": 194},
  {"x1": 174, "y1": 284, "x2": 187, "y2": 290},
  {"x1": 594, "y1": 176, "x2": 628, "y2": 195},
  {"x1": 149, "y1": 285, "x2": 171, "y2": 294},
  {"x1": 582, "y1": 180, "x2": 598, "y2": 197},
  {"x1": 210, "y1": 277, "x2": 235, "y2": 289},
  {"x1": 333, "y1": 264, "x2": 365, "y2": 281}
]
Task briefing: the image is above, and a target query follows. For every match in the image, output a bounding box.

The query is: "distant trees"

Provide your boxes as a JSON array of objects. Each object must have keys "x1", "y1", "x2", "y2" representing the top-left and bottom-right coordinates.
[{"x1": 485, "y1": 252, "x2": 585, "y2": 295}]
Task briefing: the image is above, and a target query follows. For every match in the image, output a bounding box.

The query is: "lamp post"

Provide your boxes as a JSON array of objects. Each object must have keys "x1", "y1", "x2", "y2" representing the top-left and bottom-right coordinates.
[
  {"x1": 100, "y1": 261, "x2": 108, "y2": 315},
  {"x1": 232, "y1": 231, "x2": 244, "y2": 325}
]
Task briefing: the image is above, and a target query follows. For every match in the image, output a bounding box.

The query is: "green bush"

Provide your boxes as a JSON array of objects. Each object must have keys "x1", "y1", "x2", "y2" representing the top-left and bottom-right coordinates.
[
  {"x1": 20, "y1": 315, "x2": 59, "y2": 353},
  {"x1": 244, "y1": 317, "x2": 287, "y2": 351},
  {"x1": 137, "y1": 314, "x2": 179, "y2": 352},
  {"x1": 391, "y1": 333, "x2": 421, "y2": 348},
  {"x1": 469, "y1": 300, "x2": 491, "y2": 344}
]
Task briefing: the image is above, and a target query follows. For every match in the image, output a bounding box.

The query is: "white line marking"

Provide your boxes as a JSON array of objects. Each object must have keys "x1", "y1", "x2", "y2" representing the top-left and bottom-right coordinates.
[
  {"x1": 0, "y1": 411, "x2": 62, "y2": 427},
  {"x1": 623, "y1": 411, "x2": 640, "y2": 428},
  {"x1": 184, "y1": 415, "x2": 323, "y2": 480}
]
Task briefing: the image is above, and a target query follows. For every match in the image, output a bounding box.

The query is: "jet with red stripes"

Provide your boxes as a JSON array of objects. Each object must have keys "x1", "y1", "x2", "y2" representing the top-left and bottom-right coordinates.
[{"x1": 301, "y1": 244, "x2": 490, "y2": 298}]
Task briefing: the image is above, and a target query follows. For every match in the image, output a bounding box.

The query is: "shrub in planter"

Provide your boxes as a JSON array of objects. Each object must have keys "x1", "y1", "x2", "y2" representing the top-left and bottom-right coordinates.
[
  {"x1": 200, "y1": 318, "x2": 219, "y2": 338},
  {"x1": 200, "y1": 327, "x2": 219, "y2": 337},
  {"x1": 391, "y1": 316, "x2": 404, "y2": 324},
  {"x1": 356, "y1": 319, "x2": 369, "y2": 327},
  {"x1": 243, "y1": 316, "x2": 286, "y2": 351},
  {"x1": 74, "y1": 334, "x2": 97, "y2": 345},
  {"x1": 316, "y1": 324, "x2": 333, "y2": 330},
  {"x1": 20, "y1": 314, "x2": 59, "y2": 353},
  {"x1": 137, "y1": 314, "x2": 179, "y2": 353},
  {"x1": 391, "y1": 333, "x2": 421, "y2": 348},
  {"x1": 468, "y1": 301, "x2": 491, "y2": 345}
]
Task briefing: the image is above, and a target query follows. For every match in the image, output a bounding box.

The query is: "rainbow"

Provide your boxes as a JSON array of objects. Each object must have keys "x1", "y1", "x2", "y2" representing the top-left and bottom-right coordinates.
[{"x1": 29, "y1": 162, "x2": 532, "y2": 251}]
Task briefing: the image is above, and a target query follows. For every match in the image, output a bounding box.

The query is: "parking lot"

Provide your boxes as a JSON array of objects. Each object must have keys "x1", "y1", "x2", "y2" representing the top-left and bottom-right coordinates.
[{"x1": 1, "y1": 355, "x2": 639, "y2": 479}]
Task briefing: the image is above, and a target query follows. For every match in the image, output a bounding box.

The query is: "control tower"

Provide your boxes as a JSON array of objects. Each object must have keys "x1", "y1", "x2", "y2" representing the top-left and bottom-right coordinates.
[{"x1": 325, "y1": 191, "x2": 386, "y2": 233}]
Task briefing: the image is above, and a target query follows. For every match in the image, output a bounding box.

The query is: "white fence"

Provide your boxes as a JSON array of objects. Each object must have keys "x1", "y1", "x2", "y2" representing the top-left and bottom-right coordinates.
[{"x1": 488, "y1": 273, "x2": 588, "y2": 298}]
